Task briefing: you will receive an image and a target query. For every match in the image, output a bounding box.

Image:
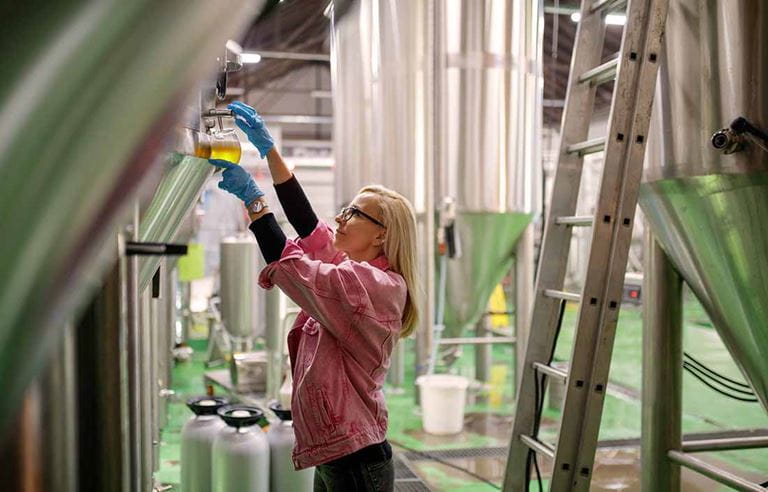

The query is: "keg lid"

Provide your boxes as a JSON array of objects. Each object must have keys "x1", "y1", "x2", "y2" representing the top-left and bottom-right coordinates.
[
  {"x1": 269, "y1": 401, "x2": 293, "y2": 421},
  {"x1": 218, "y1": 405, "x2": 265, "y2": 428},
  {"x1": 187, "y1": 396, "x2": 229, "y2": 416}
]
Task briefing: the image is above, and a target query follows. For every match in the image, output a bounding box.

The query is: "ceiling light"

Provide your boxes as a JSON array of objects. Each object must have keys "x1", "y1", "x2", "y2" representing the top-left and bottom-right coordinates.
[
  {"x1": 241, "y1": 52, "x2": 262, "y2": 64},
  {"x1": 570, "y1": 13, "x2": 626, "y2": 25}
]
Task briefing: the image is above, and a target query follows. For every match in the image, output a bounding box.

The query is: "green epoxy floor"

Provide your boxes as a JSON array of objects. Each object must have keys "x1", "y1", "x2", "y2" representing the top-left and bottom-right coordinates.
[{"x1": 157, "y1": 295, "x2": 768, "y2": 491}]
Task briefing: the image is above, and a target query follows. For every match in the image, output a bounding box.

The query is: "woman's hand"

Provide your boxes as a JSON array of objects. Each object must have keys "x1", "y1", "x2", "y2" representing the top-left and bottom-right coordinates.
[
  {"x1": 228, "y1": 101, "x2": 274, "y2": 158},
  {"x1": 209, "y1": 159, "x2": 264, "y2": 205}
]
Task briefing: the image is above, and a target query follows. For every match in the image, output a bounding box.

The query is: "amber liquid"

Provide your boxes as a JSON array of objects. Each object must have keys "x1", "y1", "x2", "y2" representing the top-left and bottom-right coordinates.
[
  {"x1": 210, "y1": 131, "x2": 242, "y2": 164},
  {"x1": 194, "y1": 139, "x2": 212, "y2": 159}
]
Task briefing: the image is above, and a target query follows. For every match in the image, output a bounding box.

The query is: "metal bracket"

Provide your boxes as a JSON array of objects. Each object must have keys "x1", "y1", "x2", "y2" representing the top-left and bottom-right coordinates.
[{"x1": 125, "y1": 242, "x2": 188, "y2": 256}]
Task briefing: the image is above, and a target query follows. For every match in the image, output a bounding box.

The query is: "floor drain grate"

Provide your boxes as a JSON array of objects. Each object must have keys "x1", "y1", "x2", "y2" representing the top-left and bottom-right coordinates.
[
  {"x1": 394, "y1": 454, "x2": 432, "y2": 491},
  {"x1": 394, "y1": 455, "x2": 418, "y2": 480},
  {"x1": 404, "y1": 446, "x2": 508, "y2": 461},
  {"x1": 395, "y1": 480, "x2": 432, "y2": 492}
]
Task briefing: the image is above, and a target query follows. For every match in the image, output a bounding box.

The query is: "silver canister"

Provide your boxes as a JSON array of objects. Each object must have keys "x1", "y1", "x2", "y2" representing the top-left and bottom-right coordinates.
[{"x1": 220, "y1": 234, "x2": 260, "y2": 351}]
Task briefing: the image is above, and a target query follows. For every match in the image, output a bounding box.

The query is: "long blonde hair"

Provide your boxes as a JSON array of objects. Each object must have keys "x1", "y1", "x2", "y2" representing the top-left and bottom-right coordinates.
[{"x1": 359, "y1": 185, "x2": 420, "y2": 338}]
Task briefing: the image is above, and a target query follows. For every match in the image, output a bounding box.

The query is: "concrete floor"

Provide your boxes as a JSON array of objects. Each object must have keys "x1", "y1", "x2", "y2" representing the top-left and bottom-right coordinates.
[{"x1": 157, "y1": 294, "x2": 768, "y2": 490}]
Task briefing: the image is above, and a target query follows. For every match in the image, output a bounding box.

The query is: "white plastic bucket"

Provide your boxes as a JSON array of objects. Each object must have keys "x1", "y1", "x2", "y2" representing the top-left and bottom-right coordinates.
[{"x1": 415, "y1": 374, "x2": 469, "y2": 435}]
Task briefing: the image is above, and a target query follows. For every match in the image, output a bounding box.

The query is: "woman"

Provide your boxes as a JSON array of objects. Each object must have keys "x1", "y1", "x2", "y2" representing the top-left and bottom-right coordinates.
[{"x1": 210, "y1": 101, "x2": 419, "y2": 492}]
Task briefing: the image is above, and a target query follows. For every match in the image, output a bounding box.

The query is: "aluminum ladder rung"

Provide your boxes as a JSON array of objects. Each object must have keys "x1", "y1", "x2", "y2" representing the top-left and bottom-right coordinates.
[
  {"x1": 543, "y1": 289, "x2": 582, "y2": 302},
  {"x1": 590, "y1": 0, "x2": 627, "y2": 14},
  {"x1": 438, "y1": 336, "x2": 517, "y2": 346},
  {"x1": 566, "y1": 137, "x2": 606, "y2": 156},
  {"x1": 520, "y1": 435, "x2": 555, "y2": 459},
  {"x1": 579, "y1": 57, "x2": 619, "y2": 86},
  {"x1": 555, "y1": 215, "x2": 593, "y2": 226},
  {"x1": 532, "y1": 362, "x2": 568, "y2": 382}
]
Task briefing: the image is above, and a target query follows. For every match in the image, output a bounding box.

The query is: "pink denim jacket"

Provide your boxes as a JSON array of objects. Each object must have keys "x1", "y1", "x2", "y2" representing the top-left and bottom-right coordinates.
[{"x1": 259, "y1": 221, "x2": 406, "y2": 470}]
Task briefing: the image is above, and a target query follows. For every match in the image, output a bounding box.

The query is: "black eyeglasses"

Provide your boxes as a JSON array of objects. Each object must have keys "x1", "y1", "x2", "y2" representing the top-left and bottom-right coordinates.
[{"x1": 339, "y1": 206, "x2": 386, "y2": 228}]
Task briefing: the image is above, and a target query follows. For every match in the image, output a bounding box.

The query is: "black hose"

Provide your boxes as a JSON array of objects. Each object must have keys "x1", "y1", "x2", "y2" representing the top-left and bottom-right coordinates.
[
  {"x1": 529, "y1": 300, "x2": 567, "y2": 490},
  {"x1": 683, "y1": 352, "x2": 753, "y2": 389},
  {"x1": 683, "y1": 362, "x2": 758, "y2": 402},
  {"x1": 682, "y1": 361, "x2": 755, "y2": 397}
]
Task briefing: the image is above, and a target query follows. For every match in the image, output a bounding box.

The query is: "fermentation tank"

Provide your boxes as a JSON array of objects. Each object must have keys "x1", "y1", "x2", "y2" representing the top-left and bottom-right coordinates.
[
  {"x1": 220, "y1": 234, "x2": 261, "y2": 350},
  {"x1": 0, "y1": 0, "x2": 263, "y2": 433},
  {"x1": 332, "y1": 0, "x2": 542, "y2": 340},
  {"x1": 641, "y1": 0, "x2": 768, "y2": 412}
]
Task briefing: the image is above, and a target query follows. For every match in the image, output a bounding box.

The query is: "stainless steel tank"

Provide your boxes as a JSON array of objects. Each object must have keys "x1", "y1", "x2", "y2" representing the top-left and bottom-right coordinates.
[
  {"x1": 440, "y1": 0, "x2": 541, "y2": 336},
  {"x1": 332, "y1": 0, "x2": 426, "y2": 209},
  {"x1": 220, "y1": 234, "x2": 261, "y2": 350},
  {"x1": 212, "y1": 406, "x2": 270, "y2": 492},
  {"x1": 137, "y1": 152, "x2": 214, "y2": 291},
  {"x1": 641, "y1": 0, "x2": 768, "y2": 411},
  {"x1": 332, "y1": 0, "x2": 541, "y2": 337},
  {"x1": 331, "y1": 0, "x2": 435, "y2": 372},
  {"x1": 0, "y1": 0, "x2": 263, "y2": 433},
  {"x1": 267, "y1": 403, "x2": 314, "y2": 492},
  {"x1": 182, "y1": 396, "x2": 230, "y2": 492}
]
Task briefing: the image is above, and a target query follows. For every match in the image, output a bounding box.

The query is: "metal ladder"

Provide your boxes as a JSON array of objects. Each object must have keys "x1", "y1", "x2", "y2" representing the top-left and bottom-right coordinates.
[{"x1": 503, "y1": 0, "x2": 669, "y2": 490}]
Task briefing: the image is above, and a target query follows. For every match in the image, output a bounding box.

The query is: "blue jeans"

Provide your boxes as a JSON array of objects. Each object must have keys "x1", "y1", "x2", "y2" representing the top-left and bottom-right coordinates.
[{"x1": 313, "y1": 441, "x2": 394, "y2": 492}]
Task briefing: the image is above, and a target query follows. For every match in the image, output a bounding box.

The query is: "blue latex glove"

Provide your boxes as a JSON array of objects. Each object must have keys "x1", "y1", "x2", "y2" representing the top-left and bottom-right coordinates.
[
  {"x1": 228, "y1": 101, "x2": 275, "y2": 158},
  {"x1": 209, "y1": 159, "x2": 264, "y2": 204}
]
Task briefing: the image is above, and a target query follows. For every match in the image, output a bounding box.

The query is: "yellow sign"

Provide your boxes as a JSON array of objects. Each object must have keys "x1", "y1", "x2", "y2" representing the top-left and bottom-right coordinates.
[{"x1": 177, "y1": 243, "x2": 205, "y2": 281}]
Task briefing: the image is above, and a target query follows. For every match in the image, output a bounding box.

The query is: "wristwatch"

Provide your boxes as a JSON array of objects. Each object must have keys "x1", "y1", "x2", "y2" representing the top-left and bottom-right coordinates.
[{"x1": 247, "y1": 198, "x2": 267, "y2": 215}]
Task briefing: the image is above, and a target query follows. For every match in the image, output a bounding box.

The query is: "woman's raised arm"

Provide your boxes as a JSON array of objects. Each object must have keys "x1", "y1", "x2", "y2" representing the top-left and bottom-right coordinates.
[{"x1": 229, "y1": 101, "x2": 319, "y2": 237}]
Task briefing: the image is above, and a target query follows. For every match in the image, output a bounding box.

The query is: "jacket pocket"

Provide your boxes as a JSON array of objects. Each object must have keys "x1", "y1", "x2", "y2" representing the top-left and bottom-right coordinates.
[
  {"x1": 317, "y1": 387, "x2": 337, "y2": 430},
  {"x1": 294, "y1": 392, "x2": 322, "y2": 445}
]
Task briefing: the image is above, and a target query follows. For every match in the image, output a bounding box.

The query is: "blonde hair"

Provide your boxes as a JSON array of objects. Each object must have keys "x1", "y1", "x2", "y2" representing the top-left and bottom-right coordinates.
[{"x1": 358, "y1": 185, "x2": 420, "y2": 338}]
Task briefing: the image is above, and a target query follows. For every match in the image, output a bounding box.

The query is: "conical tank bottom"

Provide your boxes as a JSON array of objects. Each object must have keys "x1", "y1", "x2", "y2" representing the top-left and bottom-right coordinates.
[
  {"x1": 137, "y1": 153, "x2": 214, "y2": 291},
  {"x1": 442, "y1": 211, "x2": 532, "y2": 337},
  {"x1": 639, "y1": 172, "x2": 768, "y2": 412}
]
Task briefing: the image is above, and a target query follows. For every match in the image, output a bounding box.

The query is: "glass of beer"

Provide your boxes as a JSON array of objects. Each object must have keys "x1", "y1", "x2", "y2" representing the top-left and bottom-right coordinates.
[{"x1": 209, "y1": 129, "x2": 242, "y2": 164}]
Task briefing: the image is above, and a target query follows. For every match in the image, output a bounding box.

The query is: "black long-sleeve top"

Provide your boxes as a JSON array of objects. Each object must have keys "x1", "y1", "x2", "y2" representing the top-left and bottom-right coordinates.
[{"x1": 249, "y1": 174, "x2": 319, "y2": 263}]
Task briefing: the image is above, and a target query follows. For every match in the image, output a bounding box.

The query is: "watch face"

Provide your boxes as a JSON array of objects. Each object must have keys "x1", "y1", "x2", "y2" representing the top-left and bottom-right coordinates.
[{"x1": 250, "y1": 201, "x2": 264, "y2": 213}]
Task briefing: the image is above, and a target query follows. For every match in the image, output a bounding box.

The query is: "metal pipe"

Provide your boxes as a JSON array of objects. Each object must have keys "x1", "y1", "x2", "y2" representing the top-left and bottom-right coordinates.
[
  {"x1": 667, "y1": 451, "x2": 765, "y2": 492},
  {"x1": 515, "y1": 224, "x2": 535, "y2": 394},
  {"x1": 439, "y1": 336, "x2": 517, "y2": 345},
  {"x1": 150, "y1": 264, "x2": 164, "y2": 474},
  {"x1": 126, "y1": 204, "x2": 144, "y2": 492},
  {"x1": 681, "y1": 436, "x2": 768, "y2": 453},
  {"x1": 140, "y1": 286, "x2": 155, "y2": 488},
  {"x1": 265, "y1": 289, "x2": 288, "y2": 402},
  {"x1": 641, "y1": 229, "x2": 683, "y2": 491},
  {"x1": 543, "y1": 5, "x2": 580, "y2": 15},
  {"x1": 255, "y1": 50, "x2": 331, "y2": 62},
  {"x1": 475, "y1": 318, "x2": 491, "y2": 385},
  {"x1": 388, "y1": 341, "x2": 406, "y2": 390},
  {"x1": 260, "y1": 115, "x2": 333, "y2": 125},
  {"x1": 414, "y1": 0, "x2": 440, "y2": 402}
]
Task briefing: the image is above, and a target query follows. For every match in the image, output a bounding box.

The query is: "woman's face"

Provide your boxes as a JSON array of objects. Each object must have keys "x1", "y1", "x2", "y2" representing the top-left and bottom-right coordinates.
[{"x1": 333, "y1": 193, "x2": 386, "y2": 260}]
